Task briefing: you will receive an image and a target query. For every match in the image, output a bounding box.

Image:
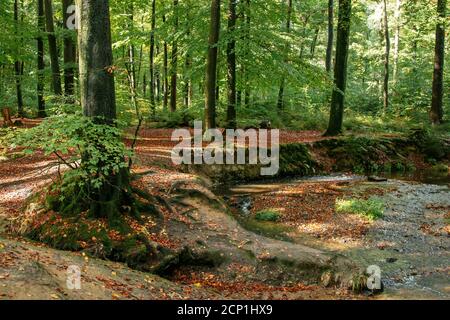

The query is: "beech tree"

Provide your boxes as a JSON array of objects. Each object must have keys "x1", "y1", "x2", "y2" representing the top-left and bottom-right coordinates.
[
  {"x1": 44, "y1": 0, "x2": 62, "y2": 95},
  {"x1": 325, "y1": 0, "x2": 352, "y2": 136},
  {"x1": 204, "y1": 0, "x2": 221, "y2": 131},
  {"x1": 430, "y1": 0, "x2": 446, "y2": 124},
  {"x1": 226, "y1": 0, "x2": 237, "y2": 128},
  {"x1": 37, "y1": 0, "x2": 46, "y2": 117}
]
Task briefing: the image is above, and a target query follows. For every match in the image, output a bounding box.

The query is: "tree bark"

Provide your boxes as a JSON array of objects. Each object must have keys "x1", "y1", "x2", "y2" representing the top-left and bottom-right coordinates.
[
  {"x1": 392, "y1": 0, "x2": 401, "y2": 84},
  {"x1": 184, "y1": 7, "x2": 193, "y2": 108},
  {"x1": 170, "y1": 0, "x2": 179, "y2": 112},
  {"x1": 326, "y1": 0, "x2": 334, "y2": 73},
  {"x1": 149, "y1": 0, "x2": 156, "y2": 116},
  {"x1": 226, "y1": 0, "x2": 237, "y2": 128},
  {"x1": 243, "y1": 0, "x2": 251, "y2": 107},
  {"x1": 76, "y1": 0, "x2": 135, "y2": 220},
  {"x1": 77, "y1": 0, "x2": 116, "y2": 121},
  {"x1": 44, "y1": 0, "x2": 63, "y2": 95},
  {"x1": 126, "y1": 4, "x2": 137, "y2": 113},
  {"x1": 163, "y1": 15, "x2": 169, "y2": 110},
  {"x1": 37, "y1": 0, "x2": 46, "y2": 117},
  {"x1": 14, "y1": 0, "x2": 24, "y2": 116},
  {"x1": 430, "y1": 0, "x2": 446, "y2": 124},
  {"x1": 325, "y1": 0, "x2": 352, "y2": 136},
  {"x1": 204, "y1": 0, "x2": 221, "y2": 131},
  {"x1": 277, "y1": 0, "x2": 293, "y2": 110},
  {"x1": 62, "y1": 0, "x2": 76, "y2": 96},
  {"x1": 382, "y1": 0, "x2": 390, "y2": 112}
]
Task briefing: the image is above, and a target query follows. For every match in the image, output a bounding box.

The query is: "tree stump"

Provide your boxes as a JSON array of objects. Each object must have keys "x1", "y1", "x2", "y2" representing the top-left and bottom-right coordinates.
[{"x1": 1, "y1": 108, "x2": 13, "y2": 126}]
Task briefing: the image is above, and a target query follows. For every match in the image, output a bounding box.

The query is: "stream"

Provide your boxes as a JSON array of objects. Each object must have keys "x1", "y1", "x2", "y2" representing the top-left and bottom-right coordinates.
[{"x1": 215, "y1": 172, "x2": 450, "y2": 300}]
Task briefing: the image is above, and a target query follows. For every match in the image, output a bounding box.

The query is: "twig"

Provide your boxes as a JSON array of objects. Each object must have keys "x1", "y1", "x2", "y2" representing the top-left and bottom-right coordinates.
[{"x1": 53, "y1": 151, "x2": 76, "y2": 170}]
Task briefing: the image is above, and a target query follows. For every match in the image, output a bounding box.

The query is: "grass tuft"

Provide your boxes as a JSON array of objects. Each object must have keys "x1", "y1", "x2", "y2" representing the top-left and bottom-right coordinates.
[{"x1": 335, "y1": 197, "x2": 385, "y2": 221}]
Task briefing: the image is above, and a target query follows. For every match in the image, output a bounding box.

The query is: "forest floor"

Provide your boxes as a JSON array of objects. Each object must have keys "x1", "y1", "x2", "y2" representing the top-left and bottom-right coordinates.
[{"x1": 0, "y1": 122, "x2": 449, "y2": 299}]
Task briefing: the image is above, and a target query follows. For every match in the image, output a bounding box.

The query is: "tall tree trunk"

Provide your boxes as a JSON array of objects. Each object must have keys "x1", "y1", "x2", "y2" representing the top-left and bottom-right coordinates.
[
  {"x1": 44, "y1": 0, "x2": 62, "y2": 95},
  {"x1": 77, "y1": 0, "x2": 132, "y2": 219},
  {"x1": 204, "y1": 0, "x2": 221, "y2": 131},
  {"x1": 184, "y1": 54, "x2": 192, "y2": 108},
  {"x1": 430, "y1": 0, "x2": 446, "y2": 124},
  {"x1": 170, "y1": 0, "x2": 178, "y2": 112},
  {"x1": 156, "y1": 45, "x2": 161, "y2": 103},
  {"x1": 392, "y1": 0, "x2": 401, "y2": 84},
  {"x1": 382, "y1": 0, "x2": 390, "y2": 112},
  {"x1": 324, "y1": 0, "x2": 352, "y2": 136},
  {"x1": 37, "y1": 0, "x2": 46, "y2": 117},
  {"x1": 326, "y1": 0, "x2": 334, "y2": 73},
  {"x1": 77, "y1": 0, "x2": 116, "y2": 121},
  {"x1": 126, "y1": 4, "x2": 137, "y2": 113},
  {"x1": 277, "y1": 0, "x2": 293, "y2": 110},
  {"x1": 226, "y1": 0, "x2": 237, "y2": 128},
  {"x1": 163, "y1": 16, "x2": 169, "y2": 110},
  {"x1": 149, "y1": 0, "x2": 156, "y2": 116},
  {"x1": 184, "y1": 7, "x2": 192, "y2": 108},
  {"x1": 244, "y1": 0, "x2": 251, "y2": 107},
  {"x1": 14, "y1": 0, "x2": 24, "y2": 116},
  {"x1": 62, "y1": 0, "x2": 76, "y2": 97}
]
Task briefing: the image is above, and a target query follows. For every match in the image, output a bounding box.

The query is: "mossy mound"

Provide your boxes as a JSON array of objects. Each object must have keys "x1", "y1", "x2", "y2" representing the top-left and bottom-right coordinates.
[
  {"x1": 18, "y1": 181, "x2": 225, "y2": 276},
  {"x1": 314, "y1": 136, "x2": 416, "y2": 174},
  {"x1": 408, "y1": 128, "x2": 450, "y2": 162}
]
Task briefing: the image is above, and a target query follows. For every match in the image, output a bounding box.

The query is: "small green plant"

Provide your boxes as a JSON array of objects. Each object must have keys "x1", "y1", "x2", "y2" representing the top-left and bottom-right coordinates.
[
  {"x1": 255, "y1": 210, "x2": 281, "y2": 222},
  {"x1": 0, "y1": 113, "x2": 148, "y2": 221},
  {"x1": 335, "y1": 197, "x2": 385, "y2": 221}
]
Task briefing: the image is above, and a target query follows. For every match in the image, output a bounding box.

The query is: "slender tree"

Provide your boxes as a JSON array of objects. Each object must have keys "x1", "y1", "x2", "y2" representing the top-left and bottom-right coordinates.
[
  {"x1": 149, "y1": 0, "x2": 156, "y2": 116},
  {"x1": 382, "y1": 0, "x2": 390, "y2": 111},
  {"x1": 324, "y1": 0, "x2": 352, "y2": 136},
  {"x1": 170, "y1": 0, "x2": 179, "y2": 112},
  {"x1": 277, "y1": 0, "x2": 293, "y2": 110},
  {"x1": 44, "y1": 0, "x2": 63, "y2": 95},
  {"x1": 326, "y1": 0, "x2": 334, "y2": 73},
  {"x1": 392, "y1": 0, "x2": 401, "y2": 84},
  {"x1": 430, "y1": 0, "x2": 446, "y2": 124},
  {"x1": 204, "y1": 0, "x2": 221, "y2": 131},
  {"x1": 242, "y1": 0, "x2": 251, "y2": 107},
  {"x1": 37, "y1": 0, "x2": 46, "y2": 117},
  {"x1": 226, "y1": 0, "x2": 237, "y2": 128},
  {"x1": 163, "y1": 15, "x2": 169, "y2": 110},
  {"x1": 62, "y1": 0, "x2": 76, "y2": 96},
  {"x1": 126, "y1": 3, "x2": 137, "y2": 115},
  {"x1": 14, "y1": 0, "x2": 24, "y2": 116},
  {"x1": 184, "y1": 6, "x2": 193, "y2": 108}
]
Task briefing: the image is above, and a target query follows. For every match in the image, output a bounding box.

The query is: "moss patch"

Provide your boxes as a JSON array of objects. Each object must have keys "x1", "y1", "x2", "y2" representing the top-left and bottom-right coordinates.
[{"x1": 255, "y1": 210, "x2": 281, "y2": 222}]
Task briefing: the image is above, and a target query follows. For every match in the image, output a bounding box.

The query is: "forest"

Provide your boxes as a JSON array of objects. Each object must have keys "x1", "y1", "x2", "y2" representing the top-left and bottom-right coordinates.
[{"x1": 0, "y1": 0, "x2": 448, "y2": 301}]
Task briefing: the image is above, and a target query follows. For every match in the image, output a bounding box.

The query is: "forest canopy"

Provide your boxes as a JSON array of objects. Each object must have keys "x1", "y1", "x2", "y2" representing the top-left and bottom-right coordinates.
[{"x1": 0, "y1": 0, "x2": 447, "y2": 131}]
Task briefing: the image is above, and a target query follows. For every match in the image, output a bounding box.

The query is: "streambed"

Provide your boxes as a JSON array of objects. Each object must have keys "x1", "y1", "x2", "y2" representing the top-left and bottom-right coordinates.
[{"x1": 217, "y1": 173, "x2": 450, "y2": 299}]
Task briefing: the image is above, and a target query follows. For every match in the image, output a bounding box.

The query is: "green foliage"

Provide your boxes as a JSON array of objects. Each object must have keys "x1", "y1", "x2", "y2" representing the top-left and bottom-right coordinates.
[
  {"x1": 154, "y1": 108, "x2": 201, "y2": 128},
  {"x1": 335, "y1": 197, "x2": 385, "y2": 221},
  {"x1": 3, "y1": 114, "x2": 131, "y2": 193},
  {"x1": 255, "y1": 209, "x2": 281, "y2": 222}
]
